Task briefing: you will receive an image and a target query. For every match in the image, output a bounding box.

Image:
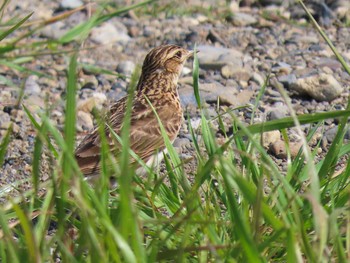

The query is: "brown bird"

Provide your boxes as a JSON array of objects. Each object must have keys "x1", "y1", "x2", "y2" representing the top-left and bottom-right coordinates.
[{"x1": 75, "y1": 44, "x2": 194, "y2": 177}]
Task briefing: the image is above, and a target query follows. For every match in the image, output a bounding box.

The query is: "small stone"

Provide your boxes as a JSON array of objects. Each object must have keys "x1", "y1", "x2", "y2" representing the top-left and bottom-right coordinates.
[
  {"x1": 76, "y1": 111, "x2": 93, "y2": 132},
  {"x1": 324, "y1": 126, "x2": 338, "y2": 143},
  {"x1": 221, "y1": 64, "x2": 251, "y2": 81},
  {"x1": 197, "y1": 45, "x2": 243, "y2": 70},
  {"x1": 173, "y1": 138, "x2": 191, "y2": 149},
  {"x1": 221, "y1": 63, "x2": 236, "y2": 79},
  {"x1": 25, "y1": 75, "x2": 41, "y2": 96},
  {"x1": 270, "y1": 140, "x2": 286, "y2": 159},
  {"x1": 80, "y1": 75, "x2": 98, "y2": 90},
  {"x1": 267, "y1": 103, "x2": 289, "y2": 120},
  {"x1": 77, "y1": 93, "x2": 107, "y2": 113},
  {"x1": 0, "y1": 112, "x2": 11, "y2": 130},
  {"x1": 229, "y1": 12, "x2": 257, "y2": 26},
  {"x1": 262, "y1": 130, "x2": 281, "y2": 148},
  {"x1": 270, "y1": 139, "x2": 303, "y2": 159},
  {"x1": 60, "y1": 0, "x2": 83, "y2": 9},
  {"x1": 268, "y1": 110, "x2": 286, "y2": 120},
  {"x1": 116, "y1": 61, "x2": 136, "y2": 76},
  {"x1": 40, "y1": 21, "x2": 67, "y2": 39},
  {"x1": 250, "y1": 72, "x2": 265, "y2": 86},
  {"x1": 190, "y1": 119, "x2": 201, "y2": 130},
  {"x1": 271, "y1": 62, "x2": 292, "y2": 75},
  {"x1": 90, "y1": 22, "x2": 130, "y2": 45},
  {"x1": 199, "y1": 82, "x2": 238, "y2": 106},
  {"x1": 289, "y1": 73, "x2": 343, "y2": 101},
  {"x1": 278, "y1": 74, "x2": 297, "y2": 87}
]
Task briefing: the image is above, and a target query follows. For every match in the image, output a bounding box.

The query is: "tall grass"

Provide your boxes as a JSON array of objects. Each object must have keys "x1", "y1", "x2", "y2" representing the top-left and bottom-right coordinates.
[{"x1": 1, "y1": 0, "x2": 350, "y2": 262}]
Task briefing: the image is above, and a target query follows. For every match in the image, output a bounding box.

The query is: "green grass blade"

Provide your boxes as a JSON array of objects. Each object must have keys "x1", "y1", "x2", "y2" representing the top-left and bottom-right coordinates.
[
  {"x1": 192, "y1": 45, "x2": 201, "y2": 108},
  {"x1": 243, "y1": 110, "x2": 350, "y2": 135},
  {"x1": 62, "y1": 53, "x2": 78, "y2": 181},
  {"x1": 0, "y1": 12, "x2": 33, "y2": 41},
  {"x1": 12, "y1": 203, "x2": 40, "y2": 262},
  {"x1": 0, "y1": 124, "x2": 12, "y2": 167}
]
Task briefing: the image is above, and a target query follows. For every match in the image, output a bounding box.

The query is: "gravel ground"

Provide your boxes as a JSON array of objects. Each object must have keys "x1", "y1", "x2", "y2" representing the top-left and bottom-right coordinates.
[{"x1": 1, "y1": 0, "x2": 350, "y2": 192}]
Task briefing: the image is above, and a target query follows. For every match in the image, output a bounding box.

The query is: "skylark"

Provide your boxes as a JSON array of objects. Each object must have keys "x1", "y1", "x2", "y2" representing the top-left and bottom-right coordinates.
[{"x1": 75, "y1": 44, "x2": 194, "y2": 176}]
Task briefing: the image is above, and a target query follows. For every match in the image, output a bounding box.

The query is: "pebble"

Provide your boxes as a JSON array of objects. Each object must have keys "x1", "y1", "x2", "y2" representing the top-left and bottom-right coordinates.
[
  {"x1": 0, "y1": 112, "x2": 11, "y2": 130},
  {"x1": 77, "y1": 93, "x2": 107, "y2": 113},
  {"x1": 250, "y1": 72, "x2": 265, "y2": 86},
  {"x1": 40, "y1": 21, "x2": 67, "y2": 39},
  {"x1": 173, "y1": 137, "x2": 191, "y2": 150},
  {"x1": 76, "y1": 111, "x2": 93, "y2": 132},
  {"x1": 196, "y1": 45, "x2": 243, "y2": 70},
  {"x1": 269, "y1": 139, "x2": 303, "y2": 159},
  {"x1": 199, "y1": 82, "x2": 238, "y2": 106},
  {"x1": 324, "y1": 126, "x2": 338, "y2": 143},
  {"x1": 262, "y1": 130, "x2": 281, "y2": 148},
  {"x1": 60, "y1": 0, "x2": 83, "y2": 9},
  {"x1": 229, "y1": 12, "x2": 257, "y2": 26},
  {"x1": 80, "y1": 75, "x2": 98, "y2": 90},
  {"x1": 221, "y1": 64, "x2": 251, "y2": 81},
  {"x1": 116, "y1": 61, "x2": 136, "y2": 76},
  {"x1": 267, "y1": 103, "x2": 289, "y2": 120},
  {"x1": 190, "y1": 119, "x2": 201, "y2": 130},
  {"x1": 25, "y1": 75, "x2": 41, "y2": 96},
  {"x1": 90, "y1": 22, "x2": 130, "y2": 45},
  {"x1": 271, "y1": 62, "x2": 292, "y2": 75},
  {"x1": 289, "y1": 73, "x2": 343, "y2": 101}
]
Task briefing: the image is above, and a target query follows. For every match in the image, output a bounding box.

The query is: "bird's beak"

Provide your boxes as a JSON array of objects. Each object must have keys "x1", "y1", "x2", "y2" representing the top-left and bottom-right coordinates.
[{"x1": 187, "y1": 50, "x2": 199, "y2": 58}]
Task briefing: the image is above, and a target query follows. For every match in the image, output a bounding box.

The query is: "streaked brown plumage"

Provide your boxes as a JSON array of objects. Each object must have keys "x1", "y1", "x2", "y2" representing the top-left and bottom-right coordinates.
[{"x1": 75, "y1": 44, "x2": 194, "y2": 176}]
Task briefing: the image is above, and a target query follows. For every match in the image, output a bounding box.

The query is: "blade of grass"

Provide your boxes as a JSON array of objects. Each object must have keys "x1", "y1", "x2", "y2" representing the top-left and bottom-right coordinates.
[
  {"x1": 243, "y1": 110, "x2": 350, "y2": 135},
  {"x1": 192, "y1": 44, "x2": 201, "y2": 108},
  {"x1": 0, "y1": 124, "x2": 12, "y2": 166},
  {"x1": 0, "y1": 12, "x2": 33, "y2": 41}
]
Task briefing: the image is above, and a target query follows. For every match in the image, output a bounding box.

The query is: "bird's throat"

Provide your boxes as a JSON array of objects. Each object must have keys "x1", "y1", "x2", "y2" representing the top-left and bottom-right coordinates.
[{"x1": 137, "y1": 71, "x2": 179, "y2": 95}]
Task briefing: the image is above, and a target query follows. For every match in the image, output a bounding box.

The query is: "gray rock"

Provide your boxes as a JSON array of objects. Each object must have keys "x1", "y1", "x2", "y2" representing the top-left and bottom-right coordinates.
[
  {"x1": 221, "y1": 64, "x2": 251, "y2": 81},
  {"x1": 325, "y1": 125, "x2": 350, "y2": 144},
  {"x1": 178, "y1": 85, "x2": 197, "y2": 108},
  {"x1": 90, "y1": 22, "x2": 130, "y2": 45},
  {"x1": 116, "y1": 61, "x2": 136, "y2": 76},
  {"x1": 289, "y1": 73, "x2": 343, "y2": 101},
  {"x1": 268, "y1": 109, "x2": 287, "y2": 120},
  {"x1": 278, "y1": 74, "x2": 297, "y2": 87},
  {"x1": 196, "y1": 45, "x2": 243, "y2": 70},
  {"x1": 60, "y1": 0, "x2": 83, "y2": 9},
  {"x1": 173, "y1": 138, "x2": 191, "y2": 149},
  {"x1": 0, "y1": 112, "x2": 11, "y2": 130},
  {"x1": 25, "y1": 75, "x2": 41, "y2": 96},
  {"x1": 200, "y1": 82, "x2": 237, "y2": 106},
  {"x1": 267, "y1": 102, "x2": 289, "y2": 120},
  {"x1": 230, "y1": 12, "x2": 257, "y2": 26},
  {"x1": 250, "y1": 72, "x2": 265, "y2": 86},
  {"x1": 271, "y1": 62, "x2": 292, "y2": 75},
  {"x1": 40, "y1": 21, "x2": 67, "y2": 39}
]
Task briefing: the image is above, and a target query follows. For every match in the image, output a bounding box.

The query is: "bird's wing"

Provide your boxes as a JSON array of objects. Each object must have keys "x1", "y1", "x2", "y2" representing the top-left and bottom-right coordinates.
[
  {"x1": 75, "y1": 97, "x2": 127, "y2": 175},
  {"x1": 75, "y1": 97, "x2": 181, "y2": 175}
]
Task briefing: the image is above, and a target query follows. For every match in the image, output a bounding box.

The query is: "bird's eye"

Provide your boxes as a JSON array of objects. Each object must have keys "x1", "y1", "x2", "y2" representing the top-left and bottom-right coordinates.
[{"x1": 174, "y1": 51, "x2": 182, "y2": 59}]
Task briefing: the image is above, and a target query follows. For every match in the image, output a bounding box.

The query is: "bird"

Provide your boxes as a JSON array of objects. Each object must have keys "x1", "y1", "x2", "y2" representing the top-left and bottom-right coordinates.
[{"x1": 75, "y1": 44, "x2": 194, "y2": 178}]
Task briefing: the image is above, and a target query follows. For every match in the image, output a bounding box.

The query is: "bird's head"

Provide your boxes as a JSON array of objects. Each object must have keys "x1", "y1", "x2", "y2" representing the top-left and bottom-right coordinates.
[{"x1": 142, "y1": 44, "x2": 194, "y2": 76}]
